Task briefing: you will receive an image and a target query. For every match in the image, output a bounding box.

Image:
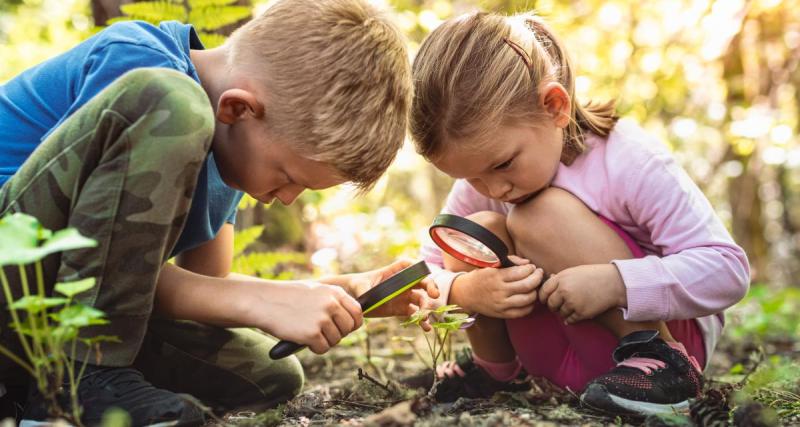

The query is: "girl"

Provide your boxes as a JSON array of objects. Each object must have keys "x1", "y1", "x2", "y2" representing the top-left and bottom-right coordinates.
[{"x1": 413, "y1": 11, "x2": 750, "y2": 416}]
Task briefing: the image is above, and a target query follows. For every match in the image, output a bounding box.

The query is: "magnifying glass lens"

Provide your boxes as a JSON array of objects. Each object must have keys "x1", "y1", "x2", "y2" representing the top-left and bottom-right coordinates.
[{"x1": 433, "y1": 227, "x2": 499, "y2": 264}]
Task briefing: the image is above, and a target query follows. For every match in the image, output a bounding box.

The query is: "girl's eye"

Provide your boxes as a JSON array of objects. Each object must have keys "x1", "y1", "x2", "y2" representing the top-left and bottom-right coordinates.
[{"x1": 494, "y1": 158, "x2": 513, "y2": 171}]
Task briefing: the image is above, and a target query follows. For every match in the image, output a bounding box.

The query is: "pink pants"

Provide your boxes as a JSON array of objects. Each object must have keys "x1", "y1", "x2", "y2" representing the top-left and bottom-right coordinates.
[{"x1": 505, "y1": 217, "x2": 706, "y2": 392}]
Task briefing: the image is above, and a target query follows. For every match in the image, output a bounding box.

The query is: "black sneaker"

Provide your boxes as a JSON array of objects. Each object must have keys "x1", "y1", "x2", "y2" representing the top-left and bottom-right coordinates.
[
  {"x1": 425, "y1": 348, "x2": 530, "y2": 403},
  {"x1": 20, "y1": 365, "x2": 207, "y2": 426},
  {"x1": 580, "y1": 330, "x2": 703, "y2": 416}
]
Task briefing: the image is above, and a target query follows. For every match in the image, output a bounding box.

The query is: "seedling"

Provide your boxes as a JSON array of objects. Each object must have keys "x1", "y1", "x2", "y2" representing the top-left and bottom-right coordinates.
[
  {"x1": 401, "y1": 304, "x2": 474, "y2": 385},
  {"x1": 0, "y1": 212, "x2": 118, "y2": 425}
]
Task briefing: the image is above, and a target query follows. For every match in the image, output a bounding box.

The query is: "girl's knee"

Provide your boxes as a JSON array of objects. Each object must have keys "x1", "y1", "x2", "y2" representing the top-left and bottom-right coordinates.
[{"x1": 507, "y1": 187, "x2": 591, "y2": 246}]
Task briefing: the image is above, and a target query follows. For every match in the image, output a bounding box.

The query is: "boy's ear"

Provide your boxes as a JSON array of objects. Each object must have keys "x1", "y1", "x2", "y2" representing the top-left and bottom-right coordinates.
[
  {"x1": 216, "y1": 89, "x2": 265, "y2": 124},
  {"x1": 539, "y1": 82, "x2": 571, "y2": 128}
]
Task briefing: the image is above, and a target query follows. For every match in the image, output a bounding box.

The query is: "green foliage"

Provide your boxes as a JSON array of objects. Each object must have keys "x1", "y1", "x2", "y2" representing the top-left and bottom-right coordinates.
[
  {"x1": 0, "y1": 212, "x2": 117, "y2": 426},
  {"x1": 232, "y1": 226, "x2": 307, "y2": 279},
  {"x1": 114, "y1": 0, "x2": 252, "y2": 47},
  {"x1": 727, "y1": 284, "x2": 800, "y2": 341},
  {"x1": 737, "y1": 356, "x2": 800, "y2": 419}
]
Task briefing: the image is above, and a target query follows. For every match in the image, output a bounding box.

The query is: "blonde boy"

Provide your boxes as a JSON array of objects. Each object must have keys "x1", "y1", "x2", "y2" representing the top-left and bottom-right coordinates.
[{"x1": 0, "y1": 0, "x2": 425, "y2": 425}]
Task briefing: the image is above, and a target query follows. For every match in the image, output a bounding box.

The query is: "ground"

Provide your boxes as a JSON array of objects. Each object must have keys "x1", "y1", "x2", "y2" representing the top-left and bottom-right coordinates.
[{"x1": 218, "y1": 312, "x2": 799, "y2": 427}]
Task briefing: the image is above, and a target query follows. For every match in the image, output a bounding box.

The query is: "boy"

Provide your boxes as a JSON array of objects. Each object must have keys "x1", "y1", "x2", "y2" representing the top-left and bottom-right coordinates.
[{"x1": 0, "y1": 0, "x2": 429, "y2": 425}]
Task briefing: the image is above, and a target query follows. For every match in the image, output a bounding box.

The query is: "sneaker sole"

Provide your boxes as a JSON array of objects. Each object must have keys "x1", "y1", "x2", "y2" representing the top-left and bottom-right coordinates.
[{"x1": 580, "y1": 383, "x2": 690, "y2": 416}]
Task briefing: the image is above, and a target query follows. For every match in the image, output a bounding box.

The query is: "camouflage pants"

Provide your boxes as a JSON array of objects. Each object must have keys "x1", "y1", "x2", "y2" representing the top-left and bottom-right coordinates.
[{"x1": 0, "y1": 68, "x2": 303, "y2": 410}]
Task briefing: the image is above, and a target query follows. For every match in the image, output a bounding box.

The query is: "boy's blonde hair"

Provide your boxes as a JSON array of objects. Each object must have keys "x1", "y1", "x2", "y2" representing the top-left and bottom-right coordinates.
[
  {"x1": 228, "y1": 0, "x2": 411, "y2": 190},
  {"x1": 410, "y1": 11, "x2": 617, "y2": 164}
]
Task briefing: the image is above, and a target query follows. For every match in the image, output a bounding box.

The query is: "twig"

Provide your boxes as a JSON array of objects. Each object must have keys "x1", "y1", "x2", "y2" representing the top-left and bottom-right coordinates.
[{"x1": 357, "y1": 368, "x2": 392, "y2": 395}]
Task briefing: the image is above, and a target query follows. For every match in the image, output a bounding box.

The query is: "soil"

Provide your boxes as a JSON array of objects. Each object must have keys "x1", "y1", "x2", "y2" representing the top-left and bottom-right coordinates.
[{"x1": 219, "y1": 318, "x2": 796, "y2": 427}]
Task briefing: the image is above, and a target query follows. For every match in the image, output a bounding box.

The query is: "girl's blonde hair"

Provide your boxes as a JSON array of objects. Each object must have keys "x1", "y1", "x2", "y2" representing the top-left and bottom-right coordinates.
[{"x1": 410, "y1": 11, "x2": 617, "y2": 164}]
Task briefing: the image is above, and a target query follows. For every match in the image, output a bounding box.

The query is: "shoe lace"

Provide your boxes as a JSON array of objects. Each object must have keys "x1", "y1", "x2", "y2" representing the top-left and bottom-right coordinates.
[{"x1": 617, "y1": 357, "x2": 666, "y2": 375}]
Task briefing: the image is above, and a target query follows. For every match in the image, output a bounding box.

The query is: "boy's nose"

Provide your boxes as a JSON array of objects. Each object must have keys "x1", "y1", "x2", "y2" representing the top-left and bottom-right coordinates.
[{"x1": 275, "y1": 184, "x2": 305, "y2": 205}]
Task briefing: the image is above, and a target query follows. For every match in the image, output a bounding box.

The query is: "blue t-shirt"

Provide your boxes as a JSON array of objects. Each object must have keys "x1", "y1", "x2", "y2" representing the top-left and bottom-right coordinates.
[{"x1": 0, "y1": 21, "x2": 243, "y2": 257}]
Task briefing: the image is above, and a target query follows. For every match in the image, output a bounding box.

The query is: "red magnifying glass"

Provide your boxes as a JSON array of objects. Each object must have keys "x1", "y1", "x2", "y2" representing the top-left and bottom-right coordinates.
[{"x1": 429, "y1": 214, "x2": 515, "y2": 268}]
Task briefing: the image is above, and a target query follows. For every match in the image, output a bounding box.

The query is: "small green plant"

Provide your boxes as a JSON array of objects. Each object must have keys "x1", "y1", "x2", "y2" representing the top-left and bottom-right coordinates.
[
  {"x1": 401, "y1": 305, "x2": 474, "y2": 380},
  {"x1": 0, "y1": 212, "x2": 118, "y2": 425}
]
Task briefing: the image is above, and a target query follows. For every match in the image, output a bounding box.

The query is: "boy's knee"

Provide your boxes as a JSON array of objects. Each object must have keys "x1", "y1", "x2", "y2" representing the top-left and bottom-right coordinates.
[
  {"x1": 507, "y1": 187, "x2": 587, "y2": 246},
  {"x1": 266, "y1": 355, "x2": 304, "y2": 399}
]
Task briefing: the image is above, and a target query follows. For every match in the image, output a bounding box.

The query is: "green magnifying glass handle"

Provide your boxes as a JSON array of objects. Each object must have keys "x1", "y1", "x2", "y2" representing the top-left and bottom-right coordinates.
[{"x1": 269, "y1": 261, "x2": 430, "y2": 360}]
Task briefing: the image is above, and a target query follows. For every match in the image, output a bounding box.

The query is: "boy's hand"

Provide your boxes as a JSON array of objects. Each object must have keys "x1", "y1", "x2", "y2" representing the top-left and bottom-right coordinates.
[
  {"x1": 450, "y1": 255, "x2": 544, "y2": 319},
  {"x1": 350, "y1": 259, "x2": 440, "y2": 323},
  {"x1": 538, "y1": 264, "x2": 627, "y2": 324},
  {"x1": 259, "y1": 281, "x2": 364, "y2": 354}
]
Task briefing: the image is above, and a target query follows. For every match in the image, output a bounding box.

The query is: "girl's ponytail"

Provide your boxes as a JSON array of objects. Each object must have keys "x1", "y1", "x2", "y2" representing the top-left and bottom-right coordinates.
[{"x1": 524, "y1": 16, "x2": 618, "y2": 163}]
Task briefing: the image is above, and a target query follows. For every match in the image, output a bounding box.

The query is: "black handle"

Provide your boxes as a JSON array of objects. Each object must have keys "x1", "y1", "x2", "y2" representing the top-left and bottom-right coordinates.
[{"x1": 269, "y1": 340, "x2": 304, "y2": 360}]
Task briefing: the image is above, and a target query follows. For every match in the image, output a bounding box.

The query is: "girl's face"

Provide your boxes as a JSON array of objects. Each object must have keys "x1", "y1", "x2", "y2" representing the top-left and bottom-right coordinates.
[{"x1": 432, "y1": 119, "x2": 564, "y2": 204}]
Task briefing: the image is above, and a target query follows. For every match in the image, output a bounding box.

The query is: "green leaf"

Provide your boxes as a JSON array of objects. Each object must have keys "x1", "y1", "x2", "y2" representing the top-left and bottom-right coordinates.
[
  {"x1": 38, "y1": 228, "x2": 97, "y2": 257},
  {"x1": 120, "y1": 1, "x2": 187, "y2": 22},
  {"x1": 53, "y1": 305, "x2": 107, "y2": 328},
  {"x1": 189, "y1": 5, "x2": 251, "y2": 31},
  {"x1": 81, "y1": 334, "x2": 121, "y2": 345},
  {"x1": 0, "y1": 213, "x2": 48, "y2": 265},
  {"x1": 233, "y1": 225, "x2": 265, "y2": 257},
  {"x1": 189, "y1": 0, "x2": 238, "y2": 7},
  {"x1": 0, "y1": 213, "x2": 96, "y2": 265},
  {"x1": 54, "y1": 278, "x2": 96, "y2": 298},
  {"x1": 196, "y1": 32, "x2": 227, "y2": 48},
  {"x1": 8, "y1": 295, "x2": 69, "y2": 313}
]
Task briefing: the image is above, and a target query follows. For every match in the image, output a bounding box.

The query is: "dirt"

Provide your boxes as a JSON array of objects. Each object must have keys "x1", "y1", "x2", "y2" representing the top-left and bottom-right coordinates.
[{"x1": 217, "y1": 318, "x2": 792, "y2": 427}]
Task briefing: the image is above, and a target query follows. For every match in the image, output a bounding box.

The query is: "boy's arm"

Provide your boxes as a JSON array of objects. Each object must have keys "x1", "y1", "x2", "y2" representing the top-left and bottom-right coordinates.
[
  {"x1": 154, "y1": 262, "x2": 363, "y2": 354},
  {"x1": 175, "y1": 224, "x2": 234, "y2": 277}
]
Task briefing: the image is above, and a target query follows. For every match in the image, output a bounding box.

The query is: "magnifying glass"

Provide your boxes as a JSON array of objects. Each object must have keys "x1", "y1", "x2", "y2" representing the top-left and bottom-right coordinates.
[
  {"x1": 429, "y1": 214, "x2": 515, "y2": 268},
  {"x1": 269, "y1": 260, "x2": 431, "y2": 360}
]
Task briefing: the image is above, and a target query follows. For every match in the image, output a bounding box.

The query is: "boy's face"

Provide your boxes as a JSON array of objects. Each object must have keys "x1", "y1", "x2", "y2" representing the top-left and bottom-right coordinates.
[
  {"x1": 212, "y1": 119, "x2": 345, "y2": 205},
  {"x1": 432, "y1": 121, "x2": 563, "y2": 204}
]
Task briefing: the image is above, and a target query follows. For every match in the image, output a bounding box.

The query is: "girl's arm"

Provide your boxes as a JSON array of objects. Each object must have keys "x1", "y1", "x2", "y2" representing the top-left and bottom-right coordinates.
[
  {"x1": 421, "y1": 179, "x2": 509, "y2": 305},
  {"x1": 611, "y1": 145, "x2": 750, "y2": 322}
]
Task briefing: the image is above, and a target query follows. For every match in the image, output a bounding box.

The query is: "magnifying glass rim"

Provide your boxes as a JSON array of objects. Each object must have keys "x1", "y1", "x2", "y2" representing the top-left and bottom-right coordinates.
[
  {"x1": 429, "y1": 214, "x2": 510, "y2": 268},
  {"x1": 357, "y1": 260, "x2": 430, "y2": 313}
]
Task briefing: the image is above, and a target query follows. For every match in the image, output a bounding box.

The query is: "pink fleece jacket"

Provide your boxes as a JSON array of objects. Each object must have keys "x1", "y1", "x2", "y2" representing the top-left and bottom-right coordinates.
[{"x1": 421, "y1": 119, "x2": 751, "y2": 364}]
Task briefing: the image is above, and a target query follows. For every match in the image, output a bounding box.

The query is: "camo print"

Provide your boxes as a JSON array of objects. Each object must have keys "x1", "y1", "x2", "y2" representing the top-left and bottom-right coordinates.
[
  {"x1": 0, "y1": 68, "x2": 303, "y2": 408},
  {"x1": 135, "y1": 318, "x2": 304, "y2": 410}
]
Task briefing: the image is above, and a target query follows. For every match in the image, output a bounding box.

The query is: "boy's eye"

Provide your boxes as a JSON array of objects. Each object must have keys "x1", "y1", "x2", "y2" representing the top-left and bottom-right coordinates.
[{"x1": 494, "y1": 158, "x2": 513, "y2": 171}]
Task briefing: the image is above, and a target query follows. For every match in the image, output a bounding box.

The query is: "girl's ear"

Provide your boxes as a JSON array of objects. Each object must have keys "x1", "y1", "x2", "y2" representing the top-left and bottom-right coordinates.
[
  {"x1": 539, "y1": 82, "x2": 571, "y2": 128},
  {"x1": 216, "y1": 89, "x2": 265, "y2": 124}
]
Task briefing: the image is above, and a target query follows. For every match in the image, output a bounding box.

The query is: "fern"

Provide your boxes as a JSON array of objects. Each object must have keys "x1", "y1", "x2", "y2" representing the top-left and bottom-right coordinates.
[
  {"x1": 119, "y1": 1, "x2": 186, "y2": 23},
  {"x1": 233, "y1": 225, "x2": 265, "y2": 257},
  {"x1": 189, "y1": 5, "x2": 251, "y2": 31},
  {"x1": 197, "y1": 31, "x2": 227, "y2": 48},
  {"x1": 189, "y1": 0, "x2": 239, "y2": 7},
  {"x1": 115, "y1": 0, "x2": 251, "y2": 38}
]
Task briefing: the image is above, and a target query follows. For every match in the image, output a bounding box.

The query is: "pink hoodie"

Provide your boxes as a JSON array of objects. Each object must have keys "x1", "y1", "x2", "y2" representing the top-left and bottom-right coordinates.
[{"x1": 421, "y1": 119, "x2": 751, "y2": 363}]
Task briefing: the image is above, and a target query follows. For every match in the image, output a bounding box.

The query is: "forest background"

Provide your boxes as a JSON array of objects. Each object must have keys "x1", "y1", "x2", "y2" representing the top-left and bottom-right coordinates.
[{"x1": 0, "y1": 0, "x2": 798, "y2": 425}]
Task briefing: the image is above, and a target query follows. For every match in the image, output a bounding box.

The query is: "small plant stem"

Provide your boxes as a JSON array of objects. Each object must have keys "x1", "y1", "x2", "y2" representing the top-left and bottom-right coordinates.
[
  {"x1": 0, "y1": 269, "x2": 38, "y2": 376},
  {"x1": 17, "y1": 265, "x2": 47, "y2": 371},
  {"x1": 423, "y1": 334, "x2": 435, "y2": 371},
  {"x1": 0, "y1": 344, "x2": 34, "y2": 375}
]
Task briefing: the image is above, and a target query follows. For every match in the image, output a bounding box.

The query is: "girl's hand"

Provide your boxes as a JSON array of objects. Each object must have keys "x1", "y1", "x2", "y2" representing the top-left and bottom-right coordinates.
[
  {"x1": 450, "y1": 255, "x2": 545, "y2": 319},
  {"x1": 538, "y1": 264, "x2": 627, "y2": 324},
  {"x1": 350, "y1": 259, "x2": 440, "y2": 322}
]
